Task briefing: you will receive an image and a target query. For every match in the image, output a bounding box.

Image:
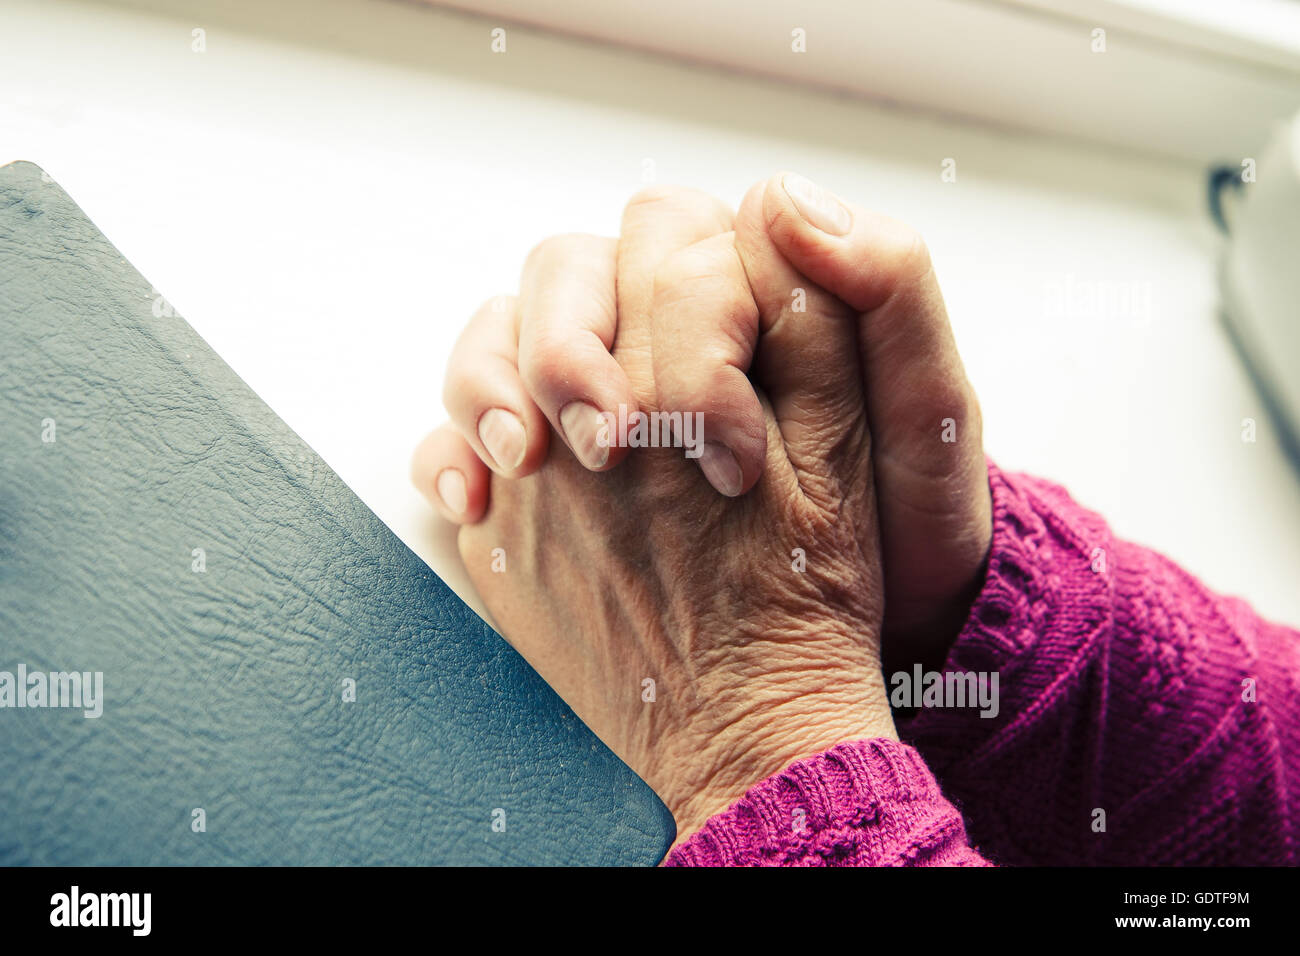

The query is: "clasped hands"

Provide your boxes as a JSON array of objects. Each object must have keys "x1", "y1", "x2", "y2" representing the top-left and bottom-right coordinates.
[{"x1": 412, "y1": 172, "x2": 992, "y2": 841}]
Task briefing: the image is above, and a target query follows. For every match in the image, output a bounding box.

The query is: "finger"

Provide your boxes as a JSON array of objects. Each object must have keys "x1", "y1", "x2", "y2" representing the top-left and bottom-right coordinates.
[
  {"x1": 516, "y1": 234, "x2": 636, "y2": 472},
  {"x1": 410, "y1": 422, "x2": 491, "y2": 525},
  {"x1": 441, "y1": 295, "x2": 551, "y2": 477},
  {"x1": 761, "y1": 172, "x2": 974, "y2": 451},
  {"x1": 762, "y1": 171, "x2": 990, "y2": 619},
  {"x1": 650, "y1": 232, "x2": 766, "y2": 497},
  {"x1": 615, "y1": 185, "x2": 736, "y2": 395},
  {"x1": 732, "y1": 179, "x2": 869, "y2": 505},
  {"x1": 617, "y1": 185, "x2": 743, "y2": 496}
]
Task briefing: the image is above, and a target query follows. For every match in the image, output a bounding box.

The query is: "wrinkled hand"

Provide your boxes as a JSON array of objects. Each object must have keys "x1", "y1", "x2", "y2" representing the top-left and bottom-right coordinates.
[
  {"x1": 413, "y1": 181, "x2": 897, "y2": 838},
  {"x1": 417, "y1": 173, "x2": 991, "y2": 674}
]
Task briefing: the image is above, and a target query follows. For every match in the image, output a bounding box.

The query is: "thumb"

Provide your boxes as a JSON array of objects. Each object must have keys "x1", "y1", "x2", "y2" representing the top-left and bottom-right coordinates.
[
  {"x1": 762, "y1": 172, "x2": 991, "y2": 638},
  {"x1": 731, "y1": 179, "x2": 872, "y2": 506}
]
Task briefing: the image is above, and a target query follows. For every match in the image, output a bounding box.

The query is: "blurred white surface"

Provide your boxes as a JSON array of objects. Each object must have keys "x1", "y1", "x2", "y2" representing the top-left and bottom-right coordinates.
[
  {"x1": 3, "y1": 0, "x2": 1298, "y2": 627},
  {"x1": 429, "y1": 0, "x2": 1300, "y2": 163}
]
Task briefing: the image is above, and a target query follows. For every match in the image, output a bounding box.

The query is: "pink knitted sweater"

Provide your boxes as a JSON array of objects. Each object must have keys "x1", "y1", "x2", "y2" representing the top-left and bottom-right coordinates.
[{"x1": 665, "y1": 462, "x2": 1300, "y2": 866}]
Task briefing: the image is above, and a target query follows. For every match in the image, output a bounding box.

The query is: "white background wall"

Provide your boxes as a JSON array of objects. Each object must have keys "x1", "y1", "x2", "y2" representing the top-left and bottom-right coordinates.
[{"x1": 3, "y1": 0, "x2": 1298, "y2": 627}]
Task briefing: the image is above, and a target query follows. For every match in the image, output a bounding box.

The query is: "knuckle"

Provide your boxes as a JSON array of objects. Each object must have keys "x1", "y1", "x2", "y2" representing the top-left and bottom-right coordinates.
[
  {"x1": 474, "y1": 293, "x2": 515, "y2": 319},
  {"x1": 625, "y1": 183, "x2": 690, "y2": 214},
  {"x1": 441, "y1": 361, "x2": 471, "y2": 411},
  {"x1": 519, "y1": 329, "x2": 574, "y2": 393},
  {"x1": 625, "y1": 185, "x2": 728, "y2": 228},
  {"x1": 764, "y1": 200, "x2": 827, "y2": 267},
  {"x1": 653, "y1": 245, "x2": 747, "y2": 306},
  {"x1": 880, "y1": 220, "x2": 933, "y2": 284},
  {"x1": 762, "y1": 195, "x2": 796, "y2": 238},
  {"x1": 902, "y1": 375, "x2": 974, "y2": 441},
  {"x1": 653, "y1": 274, "x2": 756, "y2": 364},
  {"x1": 523, "y1": 233, "x2": 588, "y2": 273},
  {"x1": 650, "y1": 253, "x2": 698, "y2": 307}
]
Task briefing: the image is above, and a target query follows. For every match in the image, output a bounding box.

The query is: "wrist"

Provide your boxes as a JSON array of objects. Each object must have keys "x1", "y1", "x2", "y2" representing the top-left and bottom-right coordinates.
[{"x1": 664, "y1": 676, "x2": 897, "y2": 844}]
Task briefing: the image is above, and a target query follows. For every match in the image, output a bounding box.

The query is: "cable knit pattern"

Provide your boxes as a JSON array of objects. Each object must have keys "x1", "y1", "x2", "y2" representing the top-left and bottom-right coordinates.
[
  {"x1": 668, "y1": 460, "x2": 1300, "y2": 866},
  {"x1": 663, "y1": 738, "x2": 990, "y2": 866}
]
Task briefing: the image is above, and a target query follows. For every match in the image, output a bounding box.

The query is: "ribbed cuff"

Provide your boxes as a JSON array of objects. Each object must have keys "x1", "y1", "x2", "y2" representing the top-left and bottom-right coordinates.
[{"x1": 663, "y1": 738, "x2": 988, "y2": 866}]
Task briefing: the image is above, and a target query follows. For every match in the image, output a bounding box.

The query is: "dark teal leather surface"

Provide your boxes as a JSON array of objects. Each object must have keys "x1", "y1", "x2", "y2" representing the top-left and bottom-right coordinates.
[{"x1": 0, "y1": 160, "x2": 674, "y2": 865}]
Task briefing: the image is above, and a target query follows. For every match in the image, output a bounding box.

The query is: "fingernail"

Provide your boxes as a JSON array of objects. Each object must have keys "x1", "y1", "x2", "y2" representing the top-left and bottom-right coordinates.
[
  {"x1": 435, "y1": 468, "x2": 467, "y2": 516},
  {"x1": 559, "y1": 401, "x2": 610, "y2": 470},
  {"x1": 782, "y1": 173, "x2": 852, "y2": 236},
  {"x1": 478, "y1": 408, "x2": 526, "y2": 471},
  {"x1": 699, "y1": 442, "x2": 743, "y2": 497}
]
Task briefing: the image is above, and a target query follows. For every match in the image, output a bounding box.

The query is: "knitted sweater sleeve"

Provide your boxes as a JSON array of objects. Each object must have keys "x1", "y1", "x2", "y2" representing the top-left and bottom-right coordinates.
[
  {"x1": 666, "y1": 460, "x2": 1299, "y2": 866},
  {"x1": 898, "y1": 460, "x2": 1300, "y2": 865}
]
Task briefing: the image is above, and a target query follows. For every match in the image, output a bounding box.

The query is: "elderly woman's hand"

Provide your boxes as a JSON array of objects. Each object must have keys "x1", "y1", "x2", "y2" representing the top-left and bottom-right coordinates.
[
  {"x1": 413, "y1": 182, "x2": 898, "y2": 838},
  {"x1": 416, "y1": 174, "x2": 990, "y2": 680}
]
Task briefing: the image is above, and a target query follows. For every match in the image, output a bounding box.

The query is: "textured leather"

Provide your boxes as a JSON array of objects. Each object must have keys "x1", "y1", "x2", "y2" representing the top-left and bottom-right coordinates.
[{"x1": 0, "y1": 160, "x2": 674, "y2": 865}]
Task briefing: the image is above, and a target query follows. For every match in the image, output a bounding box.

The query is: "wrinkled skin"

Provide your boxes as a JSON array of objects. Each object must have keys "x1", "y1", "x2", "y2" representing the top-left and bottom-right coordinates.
[
  {"x1": 414, "y1": 174, "x2": 990, "y2": 839},
  {"x1": 459, "y1": 403, "x2": 893, "y2": 839}
]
